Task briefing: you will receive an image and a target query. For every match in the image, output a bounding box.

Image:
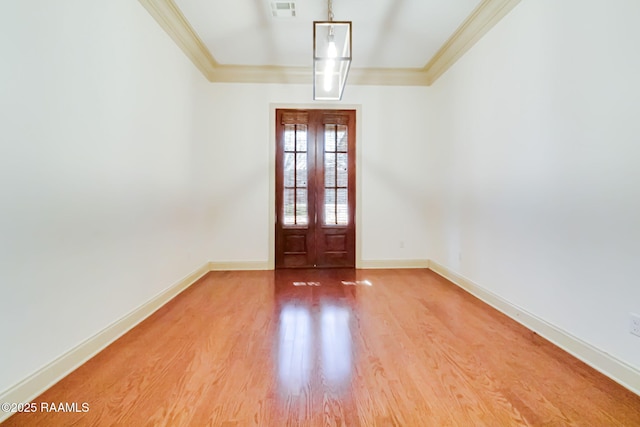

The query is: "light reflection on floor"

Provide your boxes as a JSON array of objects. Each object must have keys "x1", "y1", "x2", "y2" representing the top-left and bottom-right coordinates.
[
  {"x1": 320, "y1": 305, "x2": 351, "y2": 387},
  {"x1": 277, "y1": 303, "x2": 352, "y2": 394},
  {"x1": 341, "y1": 280, "x2": 372, "y2": 286},
  {"x1": 278, "y1": 305, "x2": 312, "y2": 395}
]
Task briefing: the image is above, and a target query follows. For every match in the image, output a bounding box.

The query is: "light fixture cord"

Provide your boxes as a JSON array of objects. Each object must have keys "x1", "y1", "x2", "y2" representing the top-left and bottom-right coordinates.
[{"x1": 328, "y1": 0, "x2": 334, "y2": 21}]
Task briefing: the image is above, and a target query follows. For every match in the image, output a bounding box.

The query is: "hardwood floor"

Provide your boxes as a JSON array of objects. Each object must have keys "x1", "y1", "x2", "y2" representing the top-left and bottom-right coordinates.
[{"x1": 3, "y1": 269, "x2": 640, "y2": 426}]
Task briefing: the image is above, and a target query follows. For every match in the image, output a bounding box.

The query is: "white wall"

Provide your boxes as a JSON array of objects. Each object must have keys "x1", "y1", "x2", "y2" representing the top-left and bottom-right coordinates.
[
  {"x1": 193, "y1": 83, "x2": 432, "y2": 265},
  {"x1": 427, "y1": 0, "x2": 640, "y2": 370},
  {"x1": 0, "y1": 2, "x2": 209, "y2": 393}
]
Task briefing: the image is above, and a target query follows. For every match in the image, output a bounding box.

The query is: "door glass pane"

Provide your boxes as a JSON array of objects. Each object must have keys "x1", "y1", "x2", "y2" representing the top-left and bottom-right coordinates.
[
  {"x1": 296, "y1": 153, "x2": 307, "y2": 187},
  {"x1": 337, "y1": 188, "x2": 348, "y2": 225},
  {"x1": 284, "y1": 152, "x2": 295, "y2": 187},
  {"x1": 296, "y1": 125, "x2": 307, "y2": 152},
  {"x1": 325, "y1": 152, "x2": 335, "y2": 187},
  {"x1": 323, "y1": 123, "x2": 348, "y2": 226},
  {"x1": 337, "y1": 153, "x2": 348, "y2": 187},
  {"x1": 284, "y1": 189, "x2": 295, "y2": 225},
  {"x1": 324, "y1": 189, "x2": 336, "y2": 225},
  {"x1": 337, "y1": 125, "x2": 348, "y2": 151},
  {"x1": 284, "y1": 125, "x2": 295, "y2": 151},
  {"x1": 296, "y1": 188, "x2": 308, "y2": 225},
  {"x1": 282, "y1": 123, "x2": 309, "y2": 227},
  {"x1": 325, "y1": 125, "x2": 336, "y2": 152}
]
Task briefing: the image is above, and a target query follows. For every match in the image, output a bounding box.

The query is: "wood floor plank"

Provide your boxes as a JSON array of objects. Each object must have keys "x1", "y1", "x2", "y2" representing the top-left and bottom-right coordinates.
[{"x1": 3, "y1": 269, "x2": 639, "y2": 426}]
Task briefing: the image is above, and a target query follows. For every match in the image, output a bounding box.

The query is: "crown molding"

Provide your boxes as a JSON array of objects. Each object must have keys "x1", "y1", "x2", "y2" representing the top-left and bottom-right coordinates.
[
  {"x1": 210, "y1": 64, "x2": 309, "y2": 84},
  {"x1": 138, "y1": 0, "x2": 218, "y2": 80},
  {"x1": 209, "y1": 65, "x2": 430, "y2": 86},
  {"x1": 139, "y1": 0, "x2": 521, "y2": 86},
  {"x1": 423, "y1": 0, "x2": 522, "y2": 85},
  {"x1": 349, "y1": 67, "x2": 430, "y2": 86}
]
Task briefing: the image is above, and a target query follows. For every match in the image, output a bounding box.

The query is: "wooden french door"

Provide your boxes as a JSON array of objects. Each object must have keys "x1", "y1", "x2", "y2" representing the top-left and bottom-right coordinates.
[{"x1": 275, "y1": 109, "x2": 356, "y2": 269}]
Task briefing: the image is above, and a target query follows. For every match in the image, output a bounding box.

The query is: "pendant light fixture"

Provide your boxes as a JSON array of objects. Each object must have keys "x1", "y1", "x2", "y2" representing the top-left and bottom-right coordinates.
[{"x1": 313, "y1": 0, "x2": 351, "y2": 100}]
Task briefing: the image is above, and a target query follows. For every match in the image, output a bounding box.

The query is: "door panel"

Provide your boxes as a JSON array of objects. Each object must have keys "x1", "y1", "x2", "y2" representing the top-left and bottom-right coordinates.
[
  {"x1": 315, "y1": 117, "x2": 355, "y2": 268},
  {"x1": 276, "y1": 109, "x2": 355, "y2": 269},
  {"x1": 276, "y1": 113, "x2": 315, "y2": 268}
]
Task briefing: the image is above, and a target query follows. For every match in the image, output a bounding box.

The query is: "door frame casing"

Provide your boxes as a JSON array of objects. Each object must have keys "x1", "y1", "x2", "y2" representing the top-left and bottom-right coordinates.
[{"x1": 268, "y1": 103, "x2": 362, "y2": 269}]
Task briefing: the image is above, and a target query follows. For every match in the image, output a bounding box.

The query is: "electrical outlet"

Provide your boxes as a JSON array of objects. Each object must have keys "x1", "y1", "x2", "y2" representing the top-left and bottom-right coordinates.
[{"x1": 630, "y1": 313, "x2": 640, "y2": 337}]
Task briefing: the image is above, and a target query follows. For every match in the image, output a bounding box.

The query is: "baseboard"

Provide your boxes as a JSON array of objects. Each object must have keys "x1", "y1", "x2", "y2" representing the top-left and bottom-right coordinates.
[
  {"x1": 427, "y1": 259, "x2": 640, "y2": 396},
  {"x1": 209, "y1": 259, "x2": 431, "y2": 270},
  {"x1": 0, "y1": 262, "x2": 211, "y2": 424},
  {"x1": 208, "y1": 261, "x2": 271, "y2": 271},
  {"x1": 358, "y1": 259, "x2": 430, "y2": 269}
]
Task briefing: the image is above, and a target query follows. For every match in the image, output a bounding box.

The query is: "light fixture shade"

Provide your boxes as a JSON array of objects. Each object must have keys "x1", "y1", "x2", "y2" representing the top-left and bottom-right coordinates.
[{"x1": 313, "y1": 21, "x2": 352, "y2": 101}]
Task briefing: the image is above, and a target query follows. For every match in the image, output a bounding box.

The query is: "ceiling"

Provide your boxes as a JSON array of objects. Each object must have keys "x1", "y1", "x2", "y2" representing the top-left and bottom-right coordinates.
[
  {"x1": 174, "y1": 0, "x2": 481, "y2": 68},
  {"x1": 139, "y1": 0, "x2": 521, "y2": 85}
]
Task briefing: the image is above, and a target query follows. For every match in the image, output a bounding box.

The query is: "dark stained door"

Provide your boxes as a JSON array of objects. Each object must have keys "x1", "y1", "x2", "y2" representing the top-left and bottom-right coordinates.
[{"x1": 275, "y1": 109, "x2": 356, "y2": 269}]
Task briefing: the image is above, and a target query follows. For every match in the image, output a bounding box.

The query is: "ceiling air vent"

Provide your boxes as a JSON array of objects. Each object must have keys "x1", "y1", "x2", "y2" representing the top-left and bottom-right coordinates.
[{"x1": 270, "y1": 1, "x2": 296, "y2": 18}]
